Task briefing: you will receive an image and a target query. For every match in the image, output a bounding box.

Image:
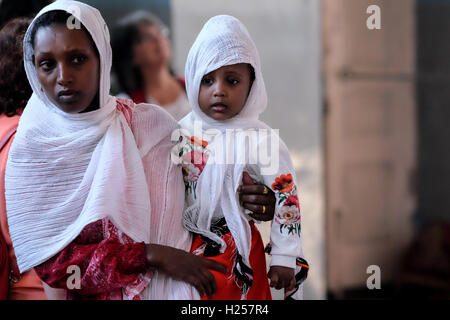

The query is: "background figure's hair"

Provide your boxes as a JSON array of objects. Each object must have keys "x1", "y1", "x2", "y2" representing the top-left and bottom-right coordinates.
[
  {"x1": 0, "y1": 0, "x2": 52, "y2": 30},
  {"x1": 111, "y1": 10, "x2": 170, "y2": 95},
  {"x1": 0, "y1": 17, "x2": 32, "y2": 116}
]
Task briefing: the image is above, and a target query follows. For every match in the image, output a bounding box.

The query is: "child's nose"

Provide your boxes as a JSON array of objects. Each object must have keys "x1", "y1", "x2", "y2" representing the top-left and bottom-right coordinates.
[{"x1": 213, "y1": 82, "x2": 226, "y2": 97}]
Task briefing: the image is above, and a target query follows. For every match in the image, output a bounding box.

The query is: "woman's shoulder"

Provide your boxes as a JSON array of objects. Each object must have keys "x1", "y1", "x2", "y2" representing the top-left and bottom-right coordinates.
[
  {"x1": 132, "y1": 102, "x2": 179, "y2": 130},
  {"x1": 128, "y1": 102, "x2": 180, "y2": 153}
]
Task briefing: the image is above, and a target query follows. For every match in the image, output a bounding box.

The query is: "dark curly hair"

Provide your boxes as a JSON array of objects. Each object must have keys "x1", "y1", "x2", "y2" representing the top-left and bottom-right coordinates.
[
  {"x1": 0, "y1": 0, "x2": 52, "y2": 30},
  {"x1": 0, "y1": 17, "x2": 32, "y2": 117}
]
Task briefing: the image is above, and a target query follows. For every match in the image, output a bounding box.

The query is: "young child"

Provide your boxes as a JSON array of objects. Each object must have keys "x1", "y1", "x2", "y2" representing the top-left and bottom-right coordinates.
[{"x1": 176, "y1": 15, "x2": 309, "y2": 300}]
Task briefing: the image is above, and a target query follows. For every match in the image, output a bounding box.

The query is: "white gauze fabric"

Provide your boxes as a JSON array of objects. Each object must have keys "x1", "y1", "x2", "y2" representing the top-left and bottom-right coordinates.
[
  {"x1": 5, "y1": 0, "x2": 152, "y2": 273},
  {"x1": 180, "y1": 15, "x2": 272, "y2": 271}
]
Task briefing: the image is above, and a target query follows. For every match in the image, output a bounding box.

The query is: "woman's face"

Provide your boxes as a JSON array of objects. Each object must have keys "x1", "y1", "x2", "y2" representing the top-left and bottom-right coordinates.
[
  {"x1": 33, "y1": 23, "x2": 100, "y2": 113},
  {"x1": 132, "y1": 23, "x2": 171, "y2": 68}
]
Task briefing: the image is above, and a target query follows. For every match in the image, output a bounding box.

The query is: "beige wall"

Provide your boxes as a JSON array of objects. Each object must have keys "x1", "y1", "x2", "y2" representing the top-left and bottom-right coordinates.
[
  {"x1": 171, "y1": 0, "x2": 324, "y2": 299},
  {"x1": 323, "y1": 0, "x2": 416, "y2": 295}
]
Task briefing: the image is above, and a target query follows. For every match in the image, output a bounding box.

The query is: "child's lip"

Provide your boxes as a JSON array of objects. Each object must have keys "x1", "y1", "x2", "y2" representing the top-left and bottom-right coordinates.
[{"x1": 211, "y1": 103, "x2": 227, "y2": 112}]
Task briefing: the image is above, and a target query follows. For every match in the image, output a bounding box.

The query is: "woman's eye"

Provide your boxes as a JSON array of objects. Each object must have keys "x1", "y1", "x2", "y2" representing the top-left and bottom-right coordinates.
[
  {"x1": 72, "y1": 55, "x2": 87, "y2": 65},
  {"x1": 39, "y1": 60, "x2": 55, "y2": 71},
  {"x1": 228, "y1": 78, "x2": 239, "y2": 85}
]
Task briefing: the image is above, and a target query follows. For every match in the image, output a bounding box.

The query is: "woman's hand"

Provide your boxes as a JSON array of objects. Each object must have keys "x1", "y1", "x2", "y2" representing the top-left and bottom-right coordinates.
[
  {"x1": 238, "y1": 172, "x2": 276, "y2": 221},
  {"x1": 145, "y1": 244, "x2": 227, "y2": 297}
]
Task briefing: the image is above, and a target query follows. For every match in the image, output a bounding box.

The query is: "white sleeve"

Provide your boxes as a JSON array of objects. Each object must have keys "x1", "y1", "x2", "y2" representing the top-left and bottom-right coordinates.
[{"x1": 255, "y1": 135, "x2": 303, "y2": 269}]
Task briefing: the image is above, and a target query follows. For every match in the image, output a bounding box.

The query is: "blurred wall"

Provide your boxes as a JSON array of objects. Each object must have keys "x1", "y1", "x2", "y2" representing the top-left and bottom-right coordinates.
[
  {"x1": 171, "y1": 0, "x2": 324, "y2": 300},
  {"x1": 84, "y1": 0, "x2": 171, "y2": 28},
  {"x1": 323, "y1": 0, "x2": 416, "y2": 297}
]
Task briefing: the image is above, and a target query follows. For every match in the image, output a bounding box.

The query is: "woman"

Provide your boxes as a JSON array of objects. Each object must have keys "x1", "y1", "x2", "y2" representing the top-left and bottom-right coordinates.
[
  {"x1": 6, "y1": 1, "x2": 275, "y2": 300},
  {"x1": 6, "y1": 1, "x2": 226, "y2": 300},
  {"x1": 0, "y1": 17, "x2": 46, "y2": 300},
  {"x1": 111, "y1": 10, "x2": 191, "y2": 121}
]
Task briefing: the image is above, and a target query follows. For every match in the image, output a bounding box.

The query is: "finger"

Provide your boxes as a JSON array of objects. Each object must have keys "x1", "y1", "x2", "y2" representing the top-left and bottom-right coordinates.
[
  {"x1": 269, "y1": 272, "x2": 279, "y2": 288},
  {"x1": 242, "y1": 202, "x2": 269, "y2": 215},
  {"x1": 206, "y1": 260, "x2": 228, "y2": 274},
  {"x1": 240, "y1": 185, "x2": 275, "y2": 200},
  {"x1": 199, "y1": 270, "x2": 214, "y2": 298},
  {"x1": 190, "y1": 276, "x2": 205, "y2": 297},
  {"x1": 204, "y1": 270, "x2": 217, "y2": 297},
  {"x1": 281, "y1": 276, "x2": 290, "y2": 290},
  {"x1": 241, "y1": 194, "x2": 274, "y2": 205},
  {"x1": 287, "y1": 278, "x2": 296, "y2": 292},
  {"x1": 242, "y1": 172, "x2": 255, "y2": 185},
  {"x1": 275, "y1": 283, "x2": 283, "y2": 290},
  {"x1": 248, "y1": 213, "x2": 272, "y2": 222}
]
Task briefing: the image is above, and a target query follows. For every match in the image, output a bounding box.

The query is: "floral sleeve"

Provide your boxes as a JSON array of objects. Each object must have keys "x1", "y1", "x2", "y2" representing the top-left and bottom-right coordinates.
[
  {"x1": 271, "y1": 173, "x2": 302, "y2": 237},
  {"x1": 172, "y1": 133, "x2": 210, "y2": 202},
  {"x1": 255, "y1": 139, "x2": 304, "y2": 270}
]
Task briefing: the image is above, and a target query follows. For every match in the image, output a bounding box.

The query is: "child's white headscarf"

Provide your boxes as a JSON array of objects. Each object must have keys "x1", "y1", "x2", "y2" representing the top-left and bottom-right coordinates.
[
  {"x1": 180, "y1": 15, "x2": 272, "y2": 281},
  {"x1": 5, "y1": 0, "x2": 152, "y2": 273}
]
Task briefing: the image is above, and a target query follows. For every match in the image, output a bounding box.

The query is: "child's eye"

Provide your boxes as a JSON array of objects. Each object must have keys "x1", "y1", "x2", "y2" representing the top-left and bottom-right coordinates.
[
  {"x1": 227, "y1": 78, "x2": 239, "y2": 85},
  {"x1": 201, "y1": 77, "x2": 213, "y2": 85}
]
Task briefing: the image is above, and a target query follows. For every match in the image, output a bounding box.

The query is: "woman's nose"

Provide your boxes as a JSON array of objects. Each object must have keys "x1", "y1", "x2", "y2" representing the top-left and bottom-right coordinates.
[{"x1": 56, "y1": 63, "x2": 73, "y2": 86}]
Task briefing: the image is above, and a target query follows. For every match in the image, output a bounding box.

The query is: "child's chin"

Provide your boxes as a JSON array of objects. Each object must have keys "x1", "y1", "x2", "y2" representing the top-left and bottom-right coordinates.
[{"x1": 208, "y1": 112, "x2": 232, "y2": 121}]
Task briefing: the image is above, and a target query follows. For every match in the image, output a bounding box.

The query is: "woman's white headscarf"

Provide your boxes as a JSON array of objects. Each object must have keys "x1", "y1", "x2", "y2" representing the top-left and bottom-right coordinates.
[
  {"x1": 6, "y1": 0, "x2": 151, "y2": 273},
  {"x1": 180, "y1": 15, "x2": 273, "y2": 289}
]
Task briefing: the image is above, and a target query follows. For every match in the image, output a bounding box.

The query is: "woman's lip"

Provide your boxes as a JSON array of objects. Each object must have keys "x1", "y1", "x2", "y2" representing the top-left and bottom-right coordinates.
[{"x1": 57, "y1": 91, "x2": 79, "y2": 103}]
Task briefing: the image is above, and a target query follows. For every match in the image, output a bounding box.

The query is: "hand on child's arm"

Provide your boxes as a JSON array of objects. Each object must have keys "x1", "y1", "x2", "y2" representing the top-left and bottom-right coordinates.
[
  {"x1": 145, "y1": 243, "x2": 228, "y2": 298},
  {"x1": 268, "y1": 266, "x2": 296, "y2": 291},
  {"x1": 238, "y1": 172, "x2": 276, "y2": 221}
]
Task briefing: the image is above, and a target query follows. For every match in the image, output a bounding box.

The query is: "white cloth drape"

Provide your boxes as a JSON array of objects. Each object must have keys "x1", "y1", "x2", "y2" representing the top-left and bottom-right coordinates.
[{"x1": 6, "y1": 0, "x2": 198, "y2": 299}]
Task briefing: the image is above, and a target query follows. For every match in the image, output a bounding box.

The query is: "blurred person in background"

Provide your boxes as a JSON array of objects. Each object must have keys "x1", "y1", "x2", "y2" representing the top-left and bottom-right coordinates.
[
  {"x1": 111, "y1": 10, "x2": 191, "y2": 121},
  {"x1": 0, "y1": 17, "x2": 47, "y2": 300}
]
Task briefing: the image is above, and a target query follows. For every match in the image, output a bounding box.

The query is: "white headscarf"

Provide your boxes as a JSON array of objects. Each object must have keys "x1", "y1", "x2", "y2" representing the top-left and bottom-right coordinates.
[
  {"x1": 6, "y1": 0, "x2": 152, "y2": 273},
  {"x1": 180, "y1": 15, "x2": 272, "y2": 277}
]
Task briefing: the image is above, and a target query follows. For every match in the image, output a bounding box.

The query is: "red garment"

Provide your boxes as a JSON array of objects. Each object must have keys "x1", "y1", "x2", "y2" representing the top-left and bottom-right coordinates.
[
  {"x1": 34, "y1": 219, "x2": 150, "y2": 300},
  {"x1": 0, "y1": 231, "x2": 8, "y2": 300},
  {"x1": 190, "y1": 221, "x2": 272, "y2": 300}
]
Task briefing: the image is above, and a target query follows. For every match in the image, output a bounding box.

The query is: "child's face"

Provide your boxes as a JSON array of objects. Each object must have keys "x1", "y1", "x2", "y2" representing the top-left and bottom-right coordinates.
[
  {"x1": 198, "y1": 63, "x2": 252, "y2": 121},
  {"x1": 33, "y1": 24, "x2": 100, "y2": 114}
]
